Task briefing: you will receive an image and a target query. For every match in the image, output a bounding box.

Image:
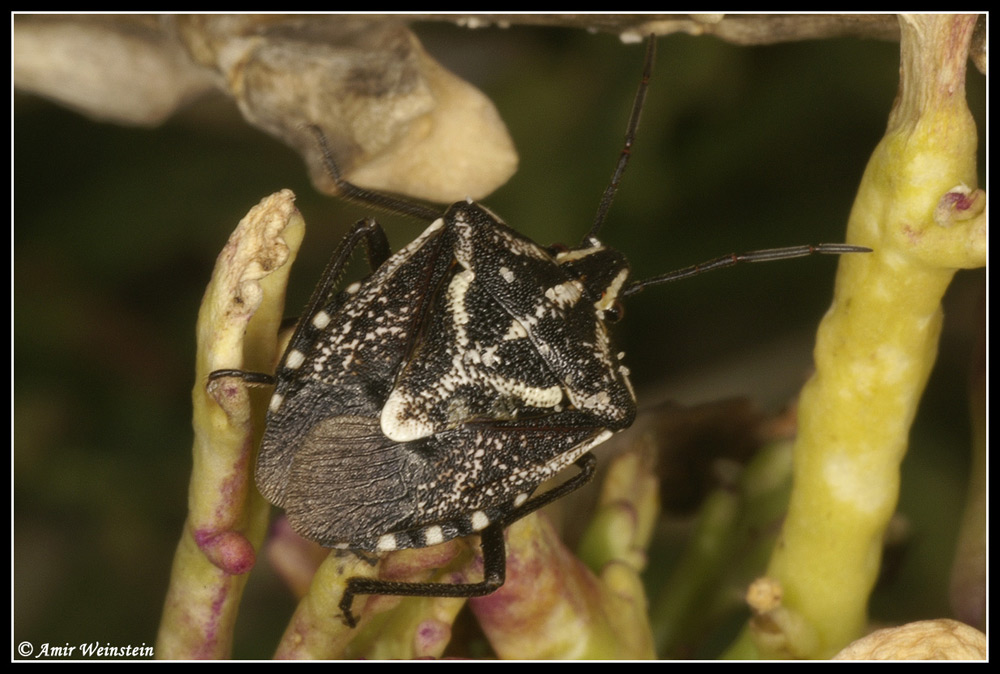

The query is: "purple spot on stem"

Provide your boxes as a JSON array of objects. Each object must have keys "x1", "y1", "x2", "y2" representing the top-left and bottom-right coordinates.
[
  {"x1": 415, "y1": 620, "x2": 451, "y2": 656},
  {"x1": 944, "y1": 191, "x2": 972, "y2": 210},
  {"x1": 193, "y1": 529, "x2": 256, "y2": 575}
]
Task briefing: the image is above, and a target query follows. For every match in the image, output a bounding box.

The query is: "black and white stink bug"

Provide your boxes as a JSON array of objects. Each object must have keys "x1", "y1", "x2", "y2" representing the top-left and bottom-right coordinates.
[{"x1": 210, "y1": 36, "x2": 868, "y2": 628}]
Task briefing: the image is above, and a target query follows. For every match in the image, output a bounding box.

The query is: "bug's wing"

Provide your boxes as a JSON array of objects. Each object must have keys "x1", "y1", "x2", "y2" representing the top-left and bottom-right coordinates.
[
  {"x1": 281, "y1": 411, "x2": 610, "y2": 551},
  {"x1": 257, "y1": 219, "x2": 455, "y2": 510},
  {"x1": 281, "y1": 415, "x2": 419, "y2": 549}
]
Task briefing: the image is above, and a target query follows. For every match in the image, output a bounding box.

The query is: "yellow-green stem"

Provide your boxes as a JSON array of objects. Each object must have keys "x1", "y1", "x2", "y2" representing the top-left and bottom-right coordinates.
[
  {"x1": 157, "y1": 191, "x2": 304, "y2": 659},
  {"x1": 752, "y1": 14, "x2": 985, "y2": 658}
]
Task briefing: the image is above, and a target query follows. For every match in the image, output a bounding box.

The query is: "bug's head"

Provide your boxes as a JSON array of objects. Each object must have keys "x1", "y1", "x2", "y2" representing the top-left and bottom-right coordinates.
[{"x1": 554, "y1": 241, "x2": 630, "y2": 321}]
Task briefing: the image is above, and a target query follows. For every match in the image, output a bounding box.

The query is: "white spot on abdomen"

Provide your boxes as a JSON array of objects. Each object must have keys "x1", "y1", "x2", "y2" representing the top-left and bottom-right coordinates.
[
  {"x1": 285, "y1": 349, "x2": 305, "y2": 369},
  {"x1": 312, "y1": 311, "x2": 331, "y2": 329},
  {"x1": 470, "y1": 510, "x2": 490, "y2": 531},
  {"x1": 423, "y1": 525, "x2": 444, "y2": 546}
]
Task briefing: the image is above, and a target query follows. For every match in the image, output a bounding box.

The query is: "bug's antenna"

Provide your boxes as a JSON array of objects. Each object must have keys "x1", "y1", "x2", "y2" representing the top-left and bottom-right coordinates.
[
  {"x1": 308, "y1": 125, "x2": 443, "y2": 222},
  {"x1": 586, "y1": 35, "x2": 657, "y2": 243},
  {"x1": 622, "y1": 243, "x2": 871, "y2": 297}
]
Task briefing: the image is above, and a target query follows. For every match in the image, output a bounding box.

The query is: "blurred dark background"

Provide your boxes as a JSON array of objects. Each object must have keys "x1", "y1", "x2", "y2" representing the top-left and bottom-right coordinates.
[{"x1": 14, "y1": 22, "x2": 985, "y2": 658}]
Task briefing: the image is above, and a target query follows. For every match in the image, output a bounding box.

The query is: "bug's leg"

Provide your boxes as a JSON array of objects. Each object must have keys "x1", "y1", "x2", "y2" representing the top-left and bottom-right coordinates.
[
  {"x1": 338, "y1": 525, "x2": 507, "y2": 628},
  {"x1": 336, "y1": 454, "x2": 597, "y2": 628},
  {"x1": 308, "y1": 125, "x2": 442, "y2": 222},
  {"x1": 207, "y1": 217, "x2": 390, "y2": 384},
  {"x1": 207, "y1": 369, "x2": 277, "y2": 385},
  {"x1": 297, "y1": 217, "x2": 390, "y2": 324},
  {"x1": 497, "y1": 453, "x2": 598, "y2": 526}
]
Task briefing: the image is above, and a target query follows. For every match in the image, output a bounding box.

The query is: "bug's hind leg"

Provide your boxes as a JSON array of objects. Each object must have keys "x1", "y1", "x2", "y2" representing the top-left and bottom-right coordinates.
[
  {"x1": 496, "y1": 453, "x2": 597, "y2": 527},
  {"x1": 338, "y1": 524, "x2": 507, "y2": 629},
  {"x1": 337, "y1": 454, "x2": 597, "y2": 628}
]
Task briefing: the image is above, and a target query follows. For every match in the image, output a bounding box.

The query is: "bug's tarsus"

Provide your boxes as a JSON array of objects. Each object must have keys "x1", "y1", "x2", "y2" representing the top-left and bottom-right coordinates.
[
  {"x1": 622, "y1": 243, "x2": 872, "y2": 297},
  {"x1": 337, "y1": 454, "x2": 597, "y2": 627},
  {"x1": 587, "y1": 35, "x2": 657, "y2": 243},
  {"x1": 307, "y1": 125, "x2": 442, "y2": 222}
]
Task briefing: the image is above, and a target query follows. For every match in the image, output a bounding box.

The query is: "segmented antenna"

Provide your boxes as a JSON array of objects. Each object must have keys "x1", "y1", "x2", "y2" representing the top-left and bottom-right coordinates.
[
  {"x1": 586, "y1": 35, "x2": 656, "y2": 243},
  {"x1": 581, "y1": 35, "x2": 871, "y2": 294},
  {"x1": 622, "y1": 243, "x2": 871, "y2": 297}
]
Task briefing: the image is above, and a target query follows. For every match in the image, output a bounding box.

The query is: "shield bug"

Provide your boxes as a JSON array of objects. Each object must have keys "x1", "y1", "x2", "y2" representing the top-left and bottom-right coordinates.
[{"x1": 210, "y1": 36, "x2": 868, "y2": 627}]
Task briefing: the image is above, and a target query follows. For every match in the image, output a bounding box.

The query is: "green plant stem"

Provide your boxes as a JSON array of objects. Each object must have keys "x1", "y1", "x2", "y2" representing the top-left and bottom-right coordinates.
[
  {"x1": 156, "y1": 191, "x2": 304, "y2": 659},
  {"x1": 735, "y1": 15, "x2": 985, "y2": 659}
]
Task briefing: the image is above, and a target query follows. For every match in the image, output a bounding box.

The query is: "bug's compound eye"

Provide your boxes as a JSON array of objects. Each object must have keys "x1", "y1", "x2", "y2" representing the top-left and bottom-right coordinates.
[
  {"x1": 546, "y1": 242, "x2": 570, "y2": 256},
  {"x1": 603, "y1": 299, "x2": 625, "y2": 323}
]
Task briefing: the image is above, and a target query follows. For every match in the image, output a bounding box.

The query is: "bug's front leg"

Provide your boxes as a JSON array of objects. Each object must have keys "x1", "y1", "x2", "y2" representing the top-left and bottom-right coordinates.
[{"x1": 207, "y1": 217, "x2": 391, "y2": 385}]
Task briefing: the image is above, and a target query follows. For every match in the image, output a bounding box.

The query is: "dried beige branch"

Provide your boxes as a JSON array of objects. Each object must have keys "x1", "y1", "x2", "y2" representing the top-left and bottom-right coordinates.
[{"x1": 14, "y1": 14, "x2": 517, "y2": 202}]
